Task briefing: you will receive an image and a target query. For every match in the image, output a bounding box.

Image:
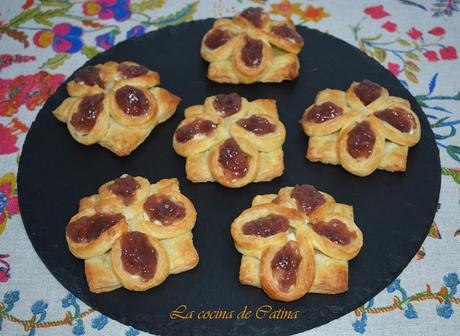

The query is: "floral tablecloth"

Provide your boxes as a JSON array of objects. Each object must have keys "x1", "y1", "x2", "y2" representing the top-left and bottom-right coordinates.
[{"x1": 0, "y1": 0, "x2": 459, "y2": 335}]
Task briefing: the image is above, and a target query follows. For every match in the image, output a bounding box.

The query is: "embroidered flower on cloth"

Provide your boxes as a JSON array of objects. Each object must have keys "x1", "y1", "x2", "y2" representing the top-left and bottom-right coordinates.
[
  {"x1": 0, "y1": 71, "x2": 65, "y2": 116},
  {"x1": 269, "y1": 0, "x2": 302, "y2": 19},
  {"x1": 0, "y1": 119, "x2": 28, "y2": 155},
  {"x1": 127, "y1": 25, "x2": 145, "y2": 38},
  {"x1": 96, "y1": 31, "x2": 116, "y2": 50},
  {"x1": 83, "y1": 0, "x2": 131, "y2": 22},
  {"x1": 364, "y1": 5, "x2": 390, "y2": 19},
  {"x1": 33, "y1": 23, "x2": 83, "y2": 54},
  {"x1": 0, "y1": 173, "x2": 19, "y2": 235}
]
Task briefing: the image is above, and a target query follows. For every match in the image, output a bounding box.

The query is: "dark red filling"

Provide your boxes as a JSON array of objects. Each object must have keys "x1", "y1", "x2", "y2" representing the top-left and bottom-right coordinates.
[
  {"x1": 120, "y1": 231, "x2": 157, "y2": 280},
  {"x1": 70, "y1": 93, "x2": 104, "y2": 133},
  {"x1": 347, "y1": 121, "x2": 376, "y2": 159},
  {"x1": 66, "y1": 213, "x2": 124, "y2": 243}
]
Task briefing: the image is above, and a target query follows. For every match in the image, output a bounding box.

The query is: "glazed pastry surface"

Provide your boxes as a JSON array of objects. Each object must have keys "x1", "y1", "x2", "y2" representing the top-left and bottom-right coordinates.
[
  {"x1": 232, "y1": 184, "x2": 363, "y2": 302},
  {"x1": 201, "y1": 7, "x2": 304, "y2": 84},
  {"x1": 66, "y1": 175, "x2": 199, "y2": 293},
  {"x1": 173, "y1": 93, "x2": 286, "y2": 188},
  {"x1": 53, "y1": 61, "x2": 181, "y2": 156},
  {"x1": 300, "y1": 80, "x2": 421, "y2": 176}
]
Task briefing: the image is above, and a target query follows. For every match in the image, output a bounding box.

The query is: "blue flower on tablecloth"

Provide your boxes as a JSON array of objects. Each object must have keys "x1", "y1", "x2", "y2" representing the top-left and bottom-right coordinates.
[
  {"x1": 436, "y1": 299, "x2": 454, "y2": 319},
  {"x1": 127, "y1": 25, "x2": 145, "y2": 38},
  {"x1": 91, "y1": 314, "x2": 108, "y2": 330},
  {"x1": 31, "y1": 299, "x2": 48, "y2": 315},
  {"x1": 443, "y1": 273, "x2": 459, "y2": 293},
  {"x1": 352, "y1": 317, "x2": 367, "y2": 334},
  {"x1": 96, "y1": 31, "x2": 116, "y2": 50},
  {"x1": 3, "y1": 290, "x2": 19, "y2": 305},
  {"x1": 61, "y1": 293, "x2": 76, "y2": 308},
  {"x1": 72, "y1": 319, "x2": 85, "y2": 335},
  {"x1": 386, "y1": 279, "x2": 401, "y2": 293},
  {"x1": 125, "y1": 326, "x2": 140, "y2": 336},
  {"x1": 403, "y1": 303, "x2": 418, "y2": 319}
]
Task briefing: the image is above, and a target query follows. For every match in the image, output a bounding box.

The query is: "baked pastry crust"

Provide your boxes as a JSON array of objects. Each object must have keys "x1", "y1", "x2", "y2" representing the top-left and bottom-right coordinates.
[
  {"x1": 201, "y1": 7, "x2": 303, "y2": 84},
  {"x1": 53, "y1": 61, "x2": 181, "y2": 156},
  {"x1": 300, "y1": 80, "x2": 421, "y2": 176},
  {"x1": 85, "y1": 252, "x2": 122, "y2": 294},
  {"x1": 65, "y1": 175, "x2": 199, "y2": 293},
  {"x1": 231, "y1": 184, "x2": 363, "y2": 301},
  {"x1": 173, "y1": 94, "x2": 286, "y2": 188}
]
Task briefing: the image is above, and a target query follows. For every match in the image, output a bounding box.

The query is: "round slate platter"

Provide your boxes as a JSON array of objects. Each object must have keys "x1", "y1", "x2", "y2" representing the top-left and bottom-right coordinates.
[{"x1": 18, "y1": 19, "x2": 440, "y2": 336}]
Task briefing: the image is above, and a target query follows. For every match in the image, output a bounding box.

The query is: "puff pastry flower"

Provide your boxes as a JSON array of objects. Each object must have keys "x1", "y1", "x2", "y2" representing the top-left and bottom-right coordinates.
[
  {"x1": 201, "y1": 7, "x2": 304, "y2": 84},
  {"x1": 300, "y1": 79, "x2": 421, "y2": 176},
  {"x1": 65, "y1": 175, "x2": 199, "y2": 293},
  {"x1": 53, "y1": 61, "x2": 181, "y2": 156},
  {"x1": 173, "y1": 93, "x2": 286, "y2": 188},
  {"x1": 231, "y1": 184, "x2": 363, "y2": 302}
]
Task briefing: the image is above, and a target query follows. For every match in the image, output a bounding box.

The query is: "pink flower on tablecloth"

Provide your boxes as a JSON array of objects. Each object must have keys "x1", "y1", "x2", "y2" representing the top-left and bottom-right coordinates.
[
  {"x1": 83, "y1": 0, "x2": 131, "y2": 22},
  {"x1": 407, "y1": 27, "x2": 422, "y2": 40},
  {"x1": 364, "y1": 5, "x2": 390, "y2": 19},
  {"x1": 381, "y1": 21, "x2": 397, "y2": 32},
  {"x1": 387, "y1": 62, "x2": 400, "y2": 76},
  {"x1": 440, "y1": 46, "x2": 458, "y2": 60},
  {"x1": 33, "y1": 23, "x2": 83, "y2": 54},
  {"x1": 423, "y1": 50, "x2": 439, "y2": 62},
  {"x1": 0, "y1": 71, "x2": 65, "y2": 116},
  {"x1": 0, "y1": 173, "x2": 19, "y2": 235},
  {"x1": 429, "y1": 26, "x2": 446, "y2": 36},
  {"x1": 0, "y1": 119, "x2": 28, "y2": 155}
]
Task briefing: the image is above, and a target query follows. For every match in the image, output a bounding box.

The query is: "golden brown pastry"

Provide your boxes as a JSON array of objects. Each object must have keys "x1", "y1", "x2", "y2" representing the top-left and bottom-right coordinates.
[
  {"x1": 173, "y1": 93, "x2": 286, "y2": 188},
  {"x1": 53, "y1": 61, "x2": 181, "y2": 156},
  {"x1": 300, "y1": 79, "x2": 421, "y2": 176},
  {"x1": 231, "y1": 184, "x2": 363, "y2": 302},
  {"x1": 201, "y1": 7, "x2": 304, "y2": 84},
  {"x1": 65, "y1": 175, "x2": 199, "y2": 293}
]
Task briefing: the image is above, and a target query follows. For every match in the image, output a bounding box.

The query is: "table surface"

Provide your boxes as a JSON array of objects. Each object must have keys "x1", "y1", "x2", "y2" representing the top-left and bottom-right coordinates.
[{"x1": 0, "y1": 1, "x2": 458, "y2": 335}]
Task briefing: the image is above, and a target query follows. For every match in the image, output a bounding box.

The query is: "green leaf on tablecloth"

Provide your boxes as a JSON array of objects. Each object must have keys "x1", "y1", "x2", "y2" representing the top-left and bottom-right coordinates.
[
  {"x1": 148, "y1": 1, "x2": 198, "y2": 28},
  {"x1": 41, "y1": 0, "x2": 71, "y2": 6},
  {"x1": 131, "y1": 0, "x2": 165, "y2": 12},
  {"x1": 34, "y1": 6, "x2": 71, "y2": 26},
  {"x1": 446, "y1": 146, "x2": 460, "y2": 162},
  {"x1": 405, "y1": 61, "x2": 420, "y2": 72},
  {"x1": 40, "y1": 54, "x2": 71, "y2": 70},
  {"x1": 441, "y1": 167, "x2": 460, "y2": 184},
  {"x1": 405, "y1": 70, "x2": 418, "y2": 84},
  {"x1": 81, "y1": 46, "x2": 99, "y2": 59},
  {"x1": 405, "y1": 52, "x2": 419, "y2": 61},
  {"x1": 362, "y1": 34, "x2": 382, "y2": 42},
  {"x1": 415, "y1": 96, "x2": 428, "y2": 107},
  {"x1": 374, "y1": 48, "x2": 387, "y2": 62},
  {"x1": 397, "y1": 39, "x2": 410, "y2": 46},
  {"x1": 8, "y1": 6, "x2": 41, "y2": 27}
]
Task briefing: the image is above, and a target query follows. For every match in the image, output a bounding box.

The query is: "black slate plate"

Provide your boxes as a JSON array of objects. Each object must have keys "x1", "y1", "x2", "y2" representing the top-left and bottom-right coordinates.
[{"x1": 17, "y1": 19, "x2": 440, "y2": 336}]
